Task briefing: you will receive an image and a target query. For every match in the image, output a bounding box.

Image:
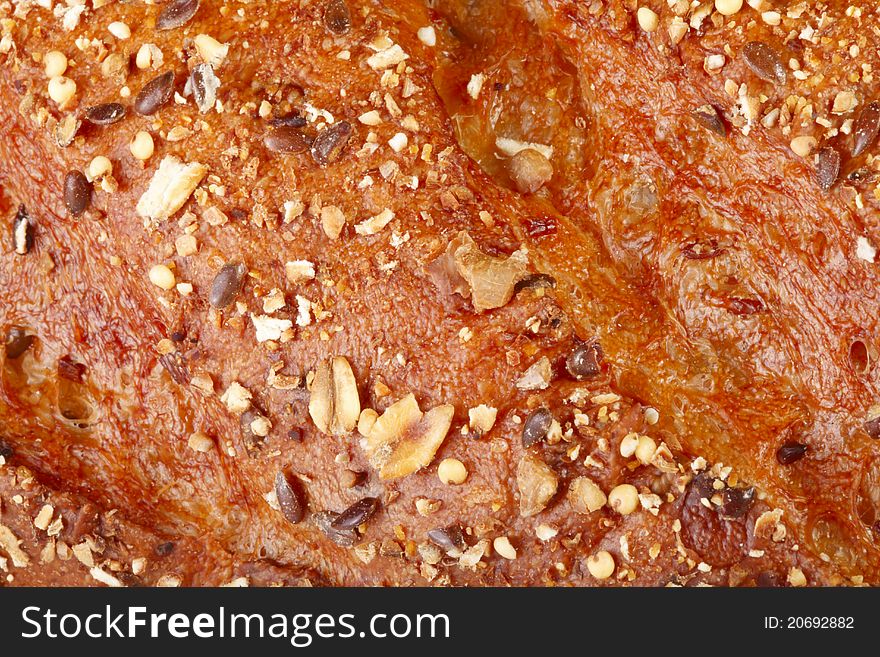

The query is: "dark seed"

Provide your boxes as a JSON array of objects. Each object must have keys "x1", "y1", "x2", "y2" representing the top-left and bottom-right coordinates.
[
  {"x1": 64, "y1": 170, "x2": 91, "y2": 216},
  {"x1": 524, "y1": 216, "x2": 557, "y2": 238},
  {"x1": 776, "y1": 442, "x2": 808, "y2": 465},
  {"x1": 156, "y1": 0, "x2": 200, "y2": 30},
  {"x1": 0, "y1": 440, "x2": 12, "y2": 459},
  {"x1": 514, "y1": 273, "x2": 556, "y2": 293},
  {"x1": 84, "y1": 103, "x2": 126, "y2": 125},
  {"x1": 158, "y1": 352, "x2": 189, "y2": 385},
  {"x1": 725, "y1": 297, "x2": 764, "y2": 316},
  {"x1": 853, "y1": 101, "x2": 880, "y2": 157},
  {"x1": 566, "y1": 341, "x2": 603, "y2": 379},
  {"x1": 155, "y1": 541, "x2": 175, "y2": 556},
  {"x1": 268, "y1": 113, "x2": 307, "y2": 128},
  {"x1": 310, "y1": 120, "x2": 351, "y2": 166},
  {"x1": 755, "y1": 571, "x2": 782, "y2": 588},
  {"x1": 815, "y1": 146, "x2": 840, "y2": 190},
  {"x1": 275, "y1": 472, "x2": 305, "y2": 524},
  {"x1": 742, "y1": 41, "x2": 786, "y2": 85},
  {"x1": 323, "y1": 0, "x2": 351, "y2": 34},
  {"x1": 427, "y1": 525, "x2": 466, "y2": 552},
  {"x1": 331, "y1": 497, "x2": 379, "y2": 530},
  {"x1": 720, "y1": 486, "x2": 755, "y2": 519},
  {"x1": 522, "y1": 407, "x2": 554, "y2": 448},
  {"x1": 13, "y1": 205, "x2": 33, "y2": 255},
  {"x1": 866, "y1": 414, "x2": 880, "y2": 440},
  {"x1": 5, "y1": 326, "x2": 34, "y2": 359},
  {"x1": 58, "y1": 356, "x2": 86, "y2": 383},
  {"x1": 191, "y1": 63, "x2": 218, "y2": 114},
  {"x1": 681, "y1": 239, "x2": 725, "y2": 260},
  {"x1": 693, "y1": 104, "x2": 726, "y2": 136},
  {"x1": 848, "y1": 168, "x2": 876, "y2": 184},
  {"x1": 264, "y1": 126, "x2": 313, "y2": 154},
  {"x1": 134, "y1": 71, "x2": 175, "y2": 116},
  {"x1": 209, "y1": 262, "x2": 247, "y2": 308},
  {"x1": 313, "y1": 511, "x2": 358, "y2": 546}
]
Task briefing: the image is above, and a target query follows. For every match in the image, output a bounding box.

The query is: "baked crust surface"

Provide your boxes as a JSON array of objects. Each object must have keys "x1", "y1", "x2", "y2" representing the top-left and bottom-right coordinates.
[{"x1": 0, "y1": 0, "x2": 877, "y2": 586}]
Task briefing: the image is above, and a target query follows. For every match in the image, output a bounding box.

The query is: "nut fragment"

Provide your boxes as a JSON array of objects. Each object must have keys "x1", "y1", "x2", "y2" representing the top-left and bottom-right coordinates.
[
  {"x1": 308, "y1": 356, "x2": 361, "y2": 436},
  {"x1": 427, "y1": 231, "x2": 528, "y2": 312},
  {"x1": 567, "y1": 476, "x2": 607, "y2": 514},
  {"x1": 517, "y1": 452, "x2": 558, "y2": 517},
  {"x1": 636, "y1": 7, "x2": 659, "y2": 32},
  {"x1": 44, "y1": 51, "x2": 68, "y2": 78},
  {"x1": 136, "y1": 155, "x2": 206, "y2": 222},
  {"x1": 468, "y1": 404, "x2": 497, "y2": 434},
  {"x1": 360, "y1": 393, "x2": 454, "y2": 480}
]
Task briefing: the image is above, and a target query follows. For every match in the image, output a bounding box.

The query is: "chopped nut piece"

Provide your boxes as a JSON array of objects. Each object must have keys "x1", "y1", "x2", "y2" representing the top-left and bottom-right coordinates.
[
  {"x1": 517, "y1": 452, "x2": 558, "y2": 517},
  {"x1": 355, "y1": 208, "x2": 394, "y2": 236},
  {"x1": 516, "y1": 356, "x2": 552, "y2": 391},
  {"x1": 367, "y1": 44, "x2": 408, "y2": 70},
  {"x1": 428, "y1": 231, "x2": 528, "y2": 313},
  {"x1": 285, "y1": 260, "x2": 316, "y2": 283},
  {"x1": 320, "y1": 205, "x2": 346, "y2": 240},
  {"x1": 0, "y1": 525, "x2": 29, "y2": 567},
  {"x1": 468, "y1": 404, "x2": 497, "y2": 434},
  {"x1": 308, "y1": 356, "x2": 361, "y2": 436},
  {"x1": 568, "y1": 476, "x2": 607, "y2": 514},
  {"x1": 194, "y1": 34, "x2": 229, "y2": 67},
  {"x1": 136, "y1": 156, "x2": 207, "y2": 222},
  {"x1": 251, "y1": 314, "x2": 293, "y2": 343},
  {"x1": 220, "y1": 381, "x2": 252, "y2": 414},
  {"x1": 360, "y1": 393, "x2": 454, "y2": 480}
]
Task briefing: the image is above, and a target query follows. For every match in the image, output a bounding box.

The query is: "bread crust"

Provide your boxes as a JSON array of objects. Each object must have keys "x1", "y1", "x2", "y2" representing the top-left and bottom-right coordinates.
[{"x1": 0, "y1": 0, "x2": 875, "y2": 586}]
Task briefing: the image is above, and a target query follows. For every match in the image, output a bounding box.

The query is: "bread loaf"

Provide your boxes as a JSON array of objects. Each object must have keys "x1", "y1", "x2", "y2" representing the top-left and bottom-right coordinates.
[{"x1": 0, "y1": 0, "x2": 877, "y2": 586}]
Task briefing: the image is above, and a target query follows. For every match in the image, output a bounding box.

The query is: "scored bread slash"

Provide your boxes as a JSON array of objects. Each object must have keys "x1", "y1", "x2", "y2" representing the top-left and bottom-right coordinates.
[
  {"x1": 308, "y1": 356, "x2": 361, "y2": 435},
  {"x1": 136, "y1": 155, "x2": 207, "y2": 222}
]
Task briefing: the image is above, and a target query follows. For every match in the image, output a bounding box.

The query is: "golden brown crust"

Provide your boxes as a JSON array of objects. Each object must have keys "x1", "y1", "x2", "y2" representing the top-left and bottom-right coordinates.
[{"x1": 0, "y1": 0, "x2": 875, "y2": 587}]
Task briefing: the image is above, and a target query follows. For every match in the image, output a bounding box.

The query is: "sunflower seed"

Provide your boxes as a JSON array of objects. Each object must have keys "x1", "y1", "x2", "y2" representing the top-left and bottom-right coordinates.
[
  {"x1": 275, "y1": 472, "x2": 305, "y2": 524},
  {"x1": 264, "y1": 126, "x2": 312, "y2": 153},
  {"x1": 209, "y1": 262, "x2": 247, "y2": 308},
  {"x1": 84, "y1": 102, "x2": 126, "y2": 125},
  {"x1": 522, "y1": 407, "x2": 553, "y2": 448},
  {"x1": 5, "y1": 326, "x2": 34, "y2": 359},
  {"x1": 742, "y1": 41, "x2": 786, "y2": 85},
  {"x1": 815, "y1": 146, "x2": 840, "y2": 190},
  {"x1": 331, "y1": 497, "x2": 379, "y2": 529},
  {"x1": 853, "y1": 101, "x2": 880, "y2": 157},
  {"x1": 12, "y1": 205, "x2": 33, "y2": 255},
  {"x1": 565, "y1": 341, "x2": 603, "y2": 379},
  {"x1": 427, "y1": 525, "x2": 466, "y2": 552},
  {"x1": 776, "y1": 442, "x2": 808, "y2": 465},
  {"x1": 64, "y1": 170, "x2": 91, "y2": 216},
  {"x1": 310, "y1": 121, "x2": 351, "y2": 166},
  {"x1": 314, "y1": 511, "x2": 358, "y2": 546},
  {"x1": 134, "y1": 71, "x2": 175, "y2": 116},
  {"x1": 323, "y1": 0, "x2": 351, "y2": 35},
  {"x1": 156, "y1": 0, "x2": 200, "y2": 30},
  {"x1": 693, "y1": 104, "x2": 726, "y2": 136}
]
